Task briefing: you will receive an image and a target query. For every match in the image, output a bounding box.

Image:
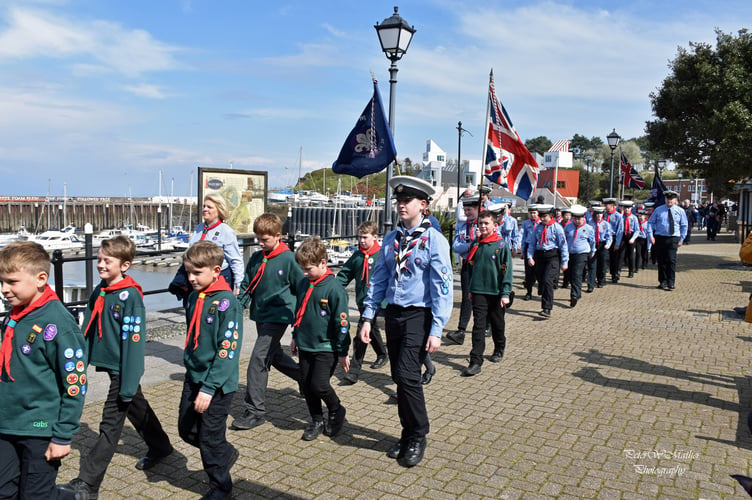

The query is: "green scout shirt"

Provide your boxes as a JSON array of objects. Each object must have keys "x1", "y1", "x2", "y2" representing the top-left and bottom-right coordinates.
[
  {"x1": 184, "y1": 289, "x2": 243, "y2": 396},
  {"x1": 293, "y1": 274, "x2": 351, "y2": 357},
  {"x1": 0, "y1": 301, "x2": 86, "y2": 445},
  {"x1": 238, "y1": 248, "x2": 304, "y2": 324},
  {"x1": 468, "y1": 239, "x2": 514, "y2": 297},
  {"x1": 83, "y1": 280, "x2": 146, "y2": 400},
  {"x1": 336, "y1": 248, "x2": 380, "y2": 308}
]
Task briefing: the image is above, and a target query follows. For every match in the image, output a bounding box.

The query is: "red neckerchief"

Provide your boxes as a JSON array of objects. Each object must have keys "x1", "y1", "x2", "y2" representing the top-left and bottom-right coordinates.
[
  {"x1": 465, "y1": 218, "x2": 477, "y2": 241},
  {"x1": 595, "y1": 219, "x2": 601, "y2": 243},
  {"x1": 185, "y1": 276, "x2": 231, "y2": 350},
  {"x1": 606, "y1": 210, "x2": 617, "y2": 222},
  {"x1": 293, "y1": 269, "x2": 334, "y2": 328},
  {"x1": 624, "y1": 214, "x2": 631, "y2": 233},
  {"x1": 573, "y1": 221, "x2": 586, "y2": 244},
  {"x1": 467, "y1": 231, "x2": 501, "y2": 264},
  {"x1": 1, "y1": 285, "x2": 59, "y2": 381},
  {"x1": 200, "y1": 220, "x2": 222, "y2": 240},
  {"x1": 360, "y1": 241, "x2": 381, "y2": 284},
  {"x1": 84, "y1": 276, "x2": 143, "y2": 338},
  {"x1": 539, "y1": 220, "x2": 555, "y2": 246},
  {"x1": 244, "y1": 242, "x2": 290, "y2": 296}
]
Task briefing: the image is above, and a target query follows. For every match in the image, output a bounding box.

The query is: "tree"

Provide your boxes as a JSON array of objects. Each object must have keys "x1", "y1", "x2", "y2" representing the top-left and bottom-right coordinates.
[
  {"x1": 525, "y1": 136, "x2": 552, "y2": 155},
  {"x1": 646, "y1": 29, "x2": 752, "y2": 195}
]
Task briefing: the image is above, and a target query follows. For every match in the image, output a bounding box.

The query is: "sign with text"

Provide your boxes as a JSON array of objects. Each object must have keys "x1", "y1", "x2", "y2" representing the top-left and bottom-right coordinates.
[{"x1": 197, "y1": 167, "x2": 267, "y2": 238}]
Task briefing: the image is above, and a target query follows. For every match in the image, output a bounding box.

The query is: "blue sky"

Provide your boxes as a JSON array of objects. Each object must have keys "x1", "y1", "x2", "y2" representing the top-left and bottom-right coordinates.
[{"x1": 0, "y1": 0, "x2": 749, "y2": 197}]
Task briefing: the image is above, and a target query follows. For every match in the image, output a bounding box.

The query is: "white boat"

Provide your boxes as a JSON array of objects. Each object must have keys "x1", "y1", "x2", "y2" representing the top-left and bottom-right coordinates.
[
  {"x1": 268, "y1": 189, "x2": 295, "y2": 203},
  {"x1": 0, "y1": 225, "x2": 32, "y2": 246},
  {"x1": 32, "y1": 230, "x2": 84, "y2": 251}
]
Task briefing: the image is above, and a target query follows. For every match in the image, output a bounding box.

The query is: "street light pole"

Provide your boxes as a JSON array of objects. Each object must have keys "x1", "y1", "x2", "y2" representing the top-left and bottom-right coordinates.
[
  {"x1": 375, "y1": 6, "x2": 415, "y2": 232},
  {"x1": 606, "y1": 129, "x2": 620, "y2": 198}
]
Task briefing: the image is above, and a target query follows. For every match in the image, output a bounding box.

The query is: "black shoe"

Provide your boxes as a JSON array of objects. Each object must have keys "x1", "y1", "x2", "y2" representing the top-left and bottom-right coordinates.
[
  {"x1": 227, "y1": 445, "x2": 239, "y2": 469},
  {"x1": 523, "y1": 293, "x2": 532, "y2": 301},
  {"x1": 231, "y1": 410, "x2": 265, "y2": 430},
  {"x1": 421, "y1": 365, "x2": 436, "y2": 385},
  {"x1": 596, "y1": 283, "x2": 603, "y2": 288},
  {"x1": 656, "y1": 283, "x2": 666, "y2": 289},
  {"x1": 397, "y1": 437, "x2": 427, "y2": 467},
  {"x1": 484, "y1": 328, "x2": 491, "y2": 337},
  {"x1": 665, "y1": 285, "x2": 675, "y2": 291},
  {"x1": 324, "y1": 406, "x2": 346, "y2": 437},
  {"x1": 387, "y1": 440, "x2": 403, "y2": 459},
  {"x1": 462, "y1": 363, "x2": 482, "y2": 376},
  {"x1": 505, "y1": 291, "x2": 515, "y2": 309},
  {"x1": 734, "y1": 306, "x2": 748, "y2": 317},
  {"x1": 342, "y1": 373, "x2": 358, "y2": 385},
  {"x1": 489, "y1": 351, "x2": 504, "y2": 363},
  {"x1": 200, "y1": 487, "x2": 232, "y2": 500},
  {"x1": 628, "y1": 272, "x2": 634, "y2": 278},
  {"x1": 58, "y1": 478, "x2": 98, "y2": 500},
  {"x1": 370, "y1": 355, "x2": 388, "y2": 369},
  {"x1": 445, "y1": 330, "x2": 465, "y2": 345},
  {"x1": 135, "y1": 446, "x2": 173, "y2": 470},
  {"x1": 570, "y1": 297, "x2": 578, "y2": 308},
  {"x1": 301, "y1": 419, "x2": 325, "y2": 441},
  {"x1": 586, "y1": 287, "x2": 594, "y2": 293},
  {"x1": 538, "y1": 309, "x2": 551, "y2": 319}
]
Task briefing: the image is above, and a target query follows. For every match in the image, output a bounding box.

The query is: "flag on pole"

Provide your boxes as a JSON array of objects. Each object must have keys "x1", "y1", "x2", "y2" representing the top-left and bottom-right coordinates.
[
  {"x1": 620, "y1": 151, "x2": 645, "y2": 189},
  {"x1": 483, "y1": 70, "x2": 539, "y2": 200},
  {"x1": 332, "y1": 78, "x2": 396, "y2": 178},
  {"x1": 645, "y1": 163, "x2": 668, "y2": 207}
]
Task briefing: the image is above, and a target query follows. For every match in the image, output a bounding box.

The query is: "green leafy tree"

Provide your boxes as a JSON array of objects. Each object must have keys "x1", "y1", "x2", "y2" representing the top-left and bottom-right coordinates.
[
  {"x1": 524, "y1": 136, "x2": 552, "y2": 155},
  {"x1": 646, "y1": 29, "x2": 752, "y2": 196}
]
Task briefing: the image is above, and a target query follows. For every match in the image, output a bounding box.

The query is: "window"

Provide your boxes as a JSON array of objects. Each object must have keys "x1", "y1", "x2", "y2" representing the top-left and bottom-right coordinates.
[
  {"x1": 437, "y1": 155, "x2": 445, "y2": 162},
  {"x1": 557, "y1": 181, "x2": 566, "y2": 189}
]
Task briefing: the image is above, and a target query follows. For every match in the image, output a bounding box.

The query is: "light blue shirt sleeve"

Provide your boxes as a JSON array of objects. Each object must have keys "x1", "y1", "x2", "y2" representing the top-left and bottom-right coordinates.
[{"x1": 189, "y1": 222, "x2": 244, "y2": 289}]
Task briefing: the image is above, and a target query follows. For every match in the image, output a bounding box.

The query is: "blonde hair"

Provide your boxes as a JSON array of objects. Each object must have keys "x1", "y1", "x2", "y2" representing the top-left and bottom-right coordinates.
[
  {"x1": 295, "y1": 236, "x2": 327, "y2": 267},
  {"x1": 253, "y1": 213, "x2": 282, "y2": 237},
  {"x1": 100, "y1": 236, "x2": 136, "y2": 264},
  {"x1": 184, "y1": 241, "x2": 224, "y2": 269},
  {"x1": 203, "y1": 193, "x2": 229, "y2": 221},
  {"x1": 0, "y1": 241, "x2": 50, "y2": 276}
]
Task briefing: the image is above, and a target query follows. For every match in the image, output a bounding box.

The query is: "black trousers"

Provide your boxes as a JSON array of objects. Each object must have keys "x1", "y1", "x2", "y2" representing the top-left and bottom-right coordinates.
[
  {"x1": 619, "y1": 233, "x2": 636, "y2": 274},
  {"x1": 587, "y1": 243, "x2": 609, "y2": 289},
  {"x1": 349, "y1": 308, "x2": 386, "y2": 377},
  {"x1": 178, "y1": 380, "x2": 235, "y2": 495},
  {"x1": 299, "y1": 350, "x2": 341, "y2": 420},
  {"x1": 568, "y1": 253, "x2": 588, "y2": 299},
  {"x1": 608, "y1": 245, "x2": 620, "y2": 280},
  {"x1": 79, "y1": 371, "x2": 172, "y2": 488},
  {"x1": 653, "y1": 235, "x2": 680, "y2": 287},
  {"x1": 534, "y1": 249, "x2": 560, "y2": 311},
  {"x1": 384, "y1": 305, "x2": 431, "y2": 441},
  {"x1": 0, "y1": 435, "x2": 67, "y2": 499},
  {"x1": 470, "y1": 294, "x2": 506, "y2": 366},
  {"x1": 456, "y1": 262, "x2": 472, "y2": 331},
  {"x1": 523, "y1": 247, "x2": 536, "y2": 295},
  {"x1": 635, "y1": 237, "x2": 648, "y2": 269}
]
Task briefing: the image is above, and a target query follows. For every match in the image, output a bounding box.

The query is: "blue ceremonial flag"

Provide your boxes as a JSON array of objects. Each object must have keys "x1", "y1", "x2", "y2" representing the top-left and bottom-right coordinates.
[
  {"x1": 645, "y1": 163, "x2": 667, "y2": 207},
  {"x1": 332, "y1": 79, "x2": 396, "y2": 178}
]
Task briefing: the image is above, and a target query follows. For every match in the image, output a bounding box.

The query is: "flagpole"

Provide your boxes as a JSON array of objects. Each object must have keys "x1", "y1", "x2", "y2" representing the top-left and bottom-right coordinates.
[{"x1": 480, "y1": 70, "x2": 493, "y2": 196}]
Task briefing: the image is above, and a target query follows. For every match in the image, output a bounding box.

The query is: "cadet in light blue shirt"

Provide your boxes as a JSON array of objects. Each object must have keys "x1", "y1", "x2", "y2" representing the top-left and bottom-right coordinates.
[
  {"x1": 527, "y1": 205, "x2": 568, "y2": 318},
  {"x1": 360, "y1": 176, "x2": 453, "y2": 468},
  {"x1": 564, "y1": 205, "x2": 595, "y2": 307},
  {"x1": 488, "y1": 203, "x2": 521, "y2": 256},
  {"x1": 587, "y1": 207, "x2": 612, "y2": 291},
  {"x1": 646, "y1": 191, "x2": 688, "y2": 290},
  {"x1": 603, "y1": 198, "x2": 624, "y2": 283}
]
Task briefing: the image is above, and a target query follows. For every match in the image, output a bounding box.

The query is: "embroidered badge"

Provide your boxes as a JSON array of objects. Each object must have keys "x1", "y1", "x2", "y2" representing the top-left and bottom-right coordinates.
[
  {"x1": 66, "y1": 374, "x2": 78, "y2": 384},
  {"x1": 21, "y1": 343, "x2": 32, "y2": 355},
  {"x1": 75, "y1": 349, "x2": 83, "y2": 359},
  {"x1": 26, "y1": 332, "x2": 37, "y2": 344},
  {"x1": 135, "y1": 316, "x2": 141, "y2": 324},
  {"x1": 80, "y1": 374, "x2": 86, "y2": 385},
  {"x1": 76, "y1": 361, "x2": 85, "y2": 372},
  {"x1": 231, "y1": 341, "x2": 237, "y2": 350},
  {"x1": 320, "y1": 310, "x2": 327, "y2": 317},
  {"x1": 218, "y1": 299, "x2": 230, "y2": 311},
  {"x1": 119, "y1": 290, "x2": 129, "y2": 301},
  {"x1": 233, "y1": 331, "x2": 239, "y2": 340},
  {"x1": 340, "y1": 327, "x2": 348, "y2": 334},
  {"x1": 219, "y1": 349, "x2": 228, "y2": 358},
  {"x1": 114, "y1": 304, "x2": 121, "y2": 313},
  {"x1": 67, "y1": 385, "x2": 80, "y2": 397},
  {"x1": 65, "y1": 362, "x2": 75, "y2": 372},
  {"x1": 32, "y1": 324, "x2": 42, "y2": 333},
  {"x1": 228, "y1": 321, "x2": 235, "y2": 329},
  {"x1": 225, "y1": 330, "x2": 232, "y2": 338},
  {"x1": 134, "y1": 325, "x2": 141, "y2": 333},
  {"x1": 64, "y1": 348, "x2": 74, "y2": 359},
  {"x1": 491, "y1": 254, "x2": 496, "y2": 260},
  {"x1": 441, "y1": 266, "x2": 448, "y2": 274},
  {"x1": 81, "y1": 385, "x2": 87, "y2": 395},
  {"x1": 132, "y1": 334, "x2": 140, "y2": 343},
  {"x1": 339, "y1": 312, "x2": 347, "y2": 320},
  {"x1": 124, "y1": 316, "x2": 131, "y2": 324},
  {"x1": 122, "y1": 332, "x2": 128, "y2": 340},
  {"x1": 419, "y1": 236, "x2": 428, "y2": 250},
  {"x1": 208, "y1": 306, "x2": 216, "y2": 315},
  {"x1": 206, "y1": 316, "x2": 214, "y2": 325},
  {"x1": 340, "y1": 320, "x2": 347, "y2": 327},
  {"x1": 277, "y1": 269, "x2": 284, "y2": 276},
  {"x1": 113, "y1": 312, "x2": 121, "y2": 321},
  {"x1": 414, "y1": 257, "x2": 422, "y2": 266},
  {"x1": 221, "y1": 340, "x2": 231, "y2": 349},
  {"x1": 229, "y1": 351, "x2": 235, "y2": 359}
]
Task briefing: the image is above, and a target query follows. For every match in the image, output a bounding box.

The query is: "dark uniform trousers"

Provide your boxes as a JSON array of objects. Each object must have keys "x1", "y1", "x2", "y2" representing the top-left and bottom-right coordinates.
[
  {"x1": 384, "y1": 305, "x2": 431, "y2": 441},
  {"x1": 79, "y1": 371, "x2": 172, "y2": 489},
  {"x1": 635, "y1": 237, "x2": 648, "y2": 270},
  {"x1": 522, "y1": 245, "x2": 536, "y2": 295},
  {"x1": 619, "y1": 232, "x2": 636, "y2": 274},
  {"x1": 0, "y1": 435, "x2": 66, "y2": 499},
  {"x1": 653, "y1": 235, "x2": 680, "y2": 287},
  {"x1": 349, "y1": 307, "x2": 387, "y2": 377},
  {"x1": 534, "y1": 249, "x2": 560, "y2": 311},
  {"x1": 588, "y1": 242, "x2": 609, "y2": 289},
  {"x1": 456, "y1": 262, "x2": 472, "y2": 331},
  {"x1": 298, "y1": 350, "x2": 340, "y2": 419},
  {"x1": 608, "y1": 245, "x2": 621, "y2": 280},
  {"x1": 178, "y1": 380, "x2": 235, "y2": 495},
  {"x1": 470, "y1": 294, "x2": 506, "y2": 366},
  {"x1": 568, "y1": 253, "x2": 588, "y2": 299}
]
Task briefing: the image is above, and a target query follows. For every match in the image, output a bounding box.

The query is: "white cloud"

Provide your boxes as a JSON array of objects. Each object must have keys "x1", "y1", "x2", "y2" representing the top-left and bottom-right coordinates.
[{"x1": 122, "y1": 83, "x2": 169, "y2": 99}]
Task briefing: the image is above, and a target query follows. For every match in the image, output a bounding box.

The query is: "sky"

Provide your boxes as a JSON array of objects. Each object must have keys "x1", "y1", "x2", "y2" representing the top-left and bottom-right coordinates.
[{"x1": 0, "y1": 0, "x2": 750, "y2": 197}]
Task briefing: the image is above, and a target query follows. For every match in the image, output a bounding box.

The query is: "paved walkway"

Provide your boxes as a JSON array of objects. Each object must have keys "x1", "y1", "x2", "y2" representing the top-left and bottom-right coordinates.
[{"x1": 57, "y1": 229, "x2": 752, "y2": 499}]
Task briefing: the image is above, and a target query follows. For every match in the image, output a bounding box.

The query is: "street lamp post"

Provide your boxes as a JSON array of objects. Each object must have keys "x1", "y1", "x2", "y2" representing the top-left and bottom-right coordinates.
[
  {"x1": 584, "y1": 155, "x2": 593, "y2": 202},
  {"x1": 375, "y1": 6, "x2": 415, "y2": 232},
  {"x1": 606, "y1": 129, "x2": 620, "y2": 198}
]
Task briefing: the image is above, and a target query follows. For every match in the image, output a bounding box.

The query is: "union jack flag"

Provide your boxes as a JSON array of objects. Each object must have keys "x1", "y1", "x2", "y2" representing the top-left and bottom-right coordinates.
[
  {"x1": 483, "y1": 70, "x2": 539, "y2": 200},
  {"x1": 620, "y1": 151, "x2": 645, "y2": 190}
]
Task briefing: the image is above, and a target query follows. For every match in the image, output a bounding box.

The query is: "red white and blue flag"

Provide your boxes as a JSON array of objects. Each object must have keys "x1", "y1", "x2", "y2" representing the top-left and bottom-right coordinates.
[
  {"x1": 620, "y1": 151, "x2": 645, "y2": 190},
  {"x1": 483, "y1": 70, "x2": 539, "y2": 201}
]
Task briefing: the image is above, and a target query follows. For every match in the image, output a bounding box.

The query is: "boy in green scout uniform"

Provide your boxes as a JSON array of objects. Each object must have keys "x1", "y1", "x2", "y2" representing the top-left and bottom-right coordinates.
[
  {"x1": 231, "y1": 213, "x2": 304, "y2": 431},
  {"x1": 337, "y1": 220, "x2": 387, "y2": 384},
  {"x1": 291, "y1": 237, "x2": 351, "y2": 441},
  {"x1": 179, "y1": 241, "x2": 243, "y2": 500},
  {"x1": 461, "y1": 210, "x2": 513, "y2": 377},
  {"x1": 61, "y1": 236, "x2": 172, "y2": 499},
  {"x1": 0, "y1": 241, "x2": 86, "y2": 498}
]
